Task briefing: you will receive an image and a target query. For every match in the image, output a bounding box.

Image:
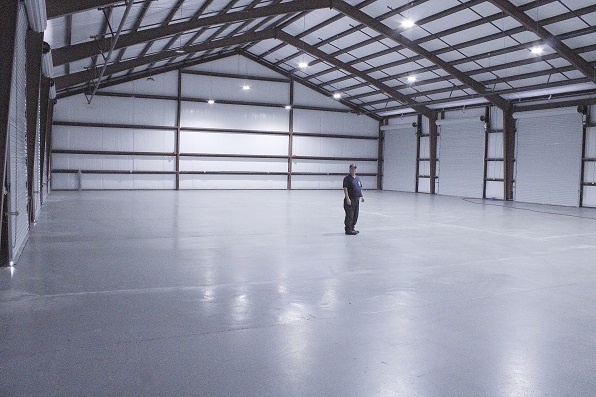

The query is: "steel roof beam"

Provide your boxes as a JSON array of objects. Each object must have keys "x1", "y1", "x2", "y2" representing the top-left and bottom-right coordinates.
[
  {"x1": 487, "y1": 0, "x2": 596, "y2": 83},
  {"x1": 47, "y1": 0, "x2": 122, "y2": 19},
  {"x1": 58, "y1": 50, "x2": 238, "y2": 99},
  {"x1": 300, "y1": 0, "x2": 562, "y2": 81},
  {"x1": 276, "y1": 30, "x2": 435, "y2": 119},
  {"x1": 240, "y1": 51, "x2": 379, "y2": 120},
  {"x1": 331, "y1": 0, "x2": 510, "y2": 110},
  {"x1": 53, "y1": 0, "x2": 332, "y2": 66},
  {"x1": 55, "y1": 30, "x2": 276, "y2": 90}
]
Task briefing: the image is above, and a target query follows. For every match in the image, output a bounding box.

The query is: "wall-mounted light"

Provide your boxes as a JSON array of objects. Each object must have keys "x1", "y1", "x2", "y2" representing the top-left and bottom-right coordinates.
[
  {"x1": 285, "y1": 105, "x2": 292, "y2": 110},
  {"x1": 24, "y1": 0, "x2": 47, "y2": 33},
  {"x1": 207, "y1": 99, "x2": 215, "y2": 104}
]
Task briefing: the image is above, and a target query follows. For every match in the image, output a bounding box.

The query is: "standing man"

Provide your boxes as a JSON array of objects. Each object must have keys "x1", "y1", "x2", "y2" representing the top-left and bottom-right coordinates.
[{"x1": 343, "y1": 164, "x2": 364, "y2": 235}]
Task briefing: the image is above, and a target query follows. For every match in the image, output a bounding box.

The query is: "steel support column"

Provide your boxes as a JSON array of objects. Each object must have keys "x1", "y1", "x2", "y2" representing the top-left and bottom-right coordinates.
[
  {"x1": 579, "y1": 106, "x2": 590, "y2": 207},
  {"x1": 429, "y1": 116, "x2": 438, "y2": 195},
  {"x1": 415, "y1": 114, "x2": 422, "y2": 193},
  {"x1": 26, "y1": 29, "x2": 44, "y2": 224},
  {"x1": 176, "y1": 70, "x2": 182, "y2": 190},
  {"x1": 503, "y1": 109, "x2": 516, "y2": 200},
  {"x1": 482, "y1": 106, "x2": 490, "y2": 199},
  {"x1": 0, "y1": 0, "x2": 19, "y2": 265},
  {"x1": 287, "y1": 80, "x2": 294, "y2": 190},
  {"x1": 39, "y1": 77, "x2": 51, "y2": 204},
  {"x1": 377, "y1": 119, "x2": 386, "y2": 190}
]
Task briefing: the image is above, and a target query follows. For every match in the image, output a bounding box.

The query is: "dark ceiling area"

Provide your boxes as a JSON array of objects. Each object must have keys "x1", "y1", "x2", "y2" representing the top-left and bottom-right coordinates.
[{"x1": 46, "y1": 0, "x2": 596, "y2": 117}]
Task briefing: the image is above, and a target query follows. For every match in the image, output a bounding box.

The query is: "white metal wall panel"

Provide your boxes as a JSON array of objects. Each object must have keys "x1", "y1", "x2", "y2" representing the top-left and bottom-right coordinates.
[
  {"x1": 181, "y1": 74, "x2": 289, "y2": 105},
  {"x1": 180, "y1": 102, "x2": 289, "y2": 132},
  {"x1": 292, "y1": 136, "x2": 377, "y2": 158},
  {"x1": 55, "y1": 95, "x2": 177, "y2": 126},
  {"x1": 179, "y1": 175, "x2": 287, "y2": 190},
  {"x1": 7, "y1": 4, "x2": 29, "y2": 263},
  {"x1": 382, "y1": 127, "x2": 417, "y2": 192},
  {"x1": 292, "y1": 175, "x2": 377, "y2": 190},
  {"x1": 438, "y1": 121, "x2": 485, "y2": 198},
  {"x1": 292, "y1": 160, "x2": 376, "y2": 174},
  {"x1": 179, "y1": 158, "x2": 288, "y2": 172},
  {"x1": 53, "y1": 126, "x2": 175, "y2": 152},
  {"x1": 183, "y1": 55, "x2": 287, "y2": 79},
  {"x1": 515, "y1": 112, "x2": 583, "y2": 206},
  {"x1": 180, "y1": 131, "x2": 288, "y2": 155},
  {"x1": 100, "y1": 70, "x2": 179, "y2": 96},
  {"x1": 293, "y1": 84, "x2": 351, "y2": 110},
  {"x1": 293, "y1": 109, "x2": 378, "y2": 136}
]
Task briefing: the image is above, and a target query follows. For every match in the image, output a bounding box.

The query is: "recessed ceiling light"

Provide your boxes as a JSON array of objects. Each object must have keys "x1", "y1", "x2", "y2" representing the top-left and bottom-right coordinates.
[
  {"x1": 401, "y1": 19, "x2": 415, "y2": 28},
  {"x1": 285, "y1": 105, "x2": 292, "y2": 110},
  {"x1": 298, "y1": 62, "x2": 309, "y2": 68},
  {"x1": 407, "y1": 75, "x2": 417, "y2": 82},
  {"x1": 175, "y1": 49, "x2": 185, "y2": 54},
  {"x1": 333, "y1": 93, "x2": 341, "y2": 99},
  {"x1": 242, "y1": 85, "x2": 251, "y2": 90},
  {"x1": 207, "y1": 99, "x2": 215, "y2": 104},
  {"x1": 530, "y1": 46, "x2": 543, "y2": 54}
]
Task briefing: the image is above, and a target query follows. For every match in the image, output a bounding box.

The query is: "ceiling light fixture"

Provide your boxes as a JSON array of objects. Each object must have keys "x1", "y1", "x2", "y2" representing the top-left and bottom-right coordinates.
[
  {"x1": 285, "y1": 105, "x2": 292, "y2": 110},
  {"x1": 530, "y1": 46, "x2": 543, "y2": 55},
  {"x1": 298, "y1": 61, "x2": 309, "y2": 68},
  {"x1": 407, "y1": 75, "x2": 417, "y2": 83},
  {"x1": 242, "y1": 85, "x2": 251, "y2": 90},
  {"x1": 401, "y1": 19, "x2": 415, "y2": 29},
  {"x1": 333, "y1": 93, "x2": 341, "y2": 100},
  {"x1": 208, "y1": 99, "x2": 215, "y2": 104}
]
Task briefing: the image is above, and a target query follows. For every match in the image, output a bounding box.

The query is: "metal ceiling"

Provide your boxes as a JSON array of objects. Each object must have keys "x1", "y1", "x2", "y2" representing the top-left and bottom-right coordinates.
[{"x1": 46, "y1": 0, "x2": 596, "y2": 117}]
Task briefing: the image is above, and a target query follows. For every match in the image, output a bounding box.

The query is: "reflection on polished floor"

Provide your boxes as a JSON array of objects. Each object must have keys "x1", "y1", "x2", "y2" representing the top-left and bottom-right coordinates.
[{"x1": 1, "y1": 190, "x2": 595, "y2": 396}]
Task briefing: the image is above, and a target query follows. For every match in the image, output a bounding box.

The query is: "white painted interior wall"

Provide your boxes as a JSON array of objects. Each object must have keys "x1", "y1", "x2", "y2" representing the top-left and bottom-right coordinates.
[{"x1": 51, "y1": 55, "x2": 379, "y2": 191}]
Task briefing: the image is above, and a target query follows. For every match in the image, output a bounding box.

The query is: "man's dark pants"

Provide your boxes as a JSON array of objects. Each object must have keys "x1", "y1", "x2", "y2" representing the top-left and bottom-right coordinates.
[{"x1": 344, "y1": 198, "x2": 359, "y2": 231}]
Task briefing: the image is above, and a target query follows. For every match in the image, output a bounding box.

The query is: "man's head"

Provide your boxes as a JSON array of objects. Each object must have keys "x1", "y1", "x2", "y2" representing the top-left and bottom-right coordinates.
[{"x1": 349, "y1": 163, "x2": 357, "y2": 176}]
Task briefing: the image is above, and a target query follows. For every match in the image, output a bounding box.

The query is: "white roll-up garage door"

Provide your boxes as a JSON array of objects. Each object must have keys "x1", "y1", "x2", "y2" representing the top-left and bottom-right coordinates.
[
  {"x1": 514, "y1": 111, "x2": 583, "y2": 206},
  {"x1": 437, "y1": 121, "x2": 485, "y2": 198},
  {"x1": 383, "y1": 127, "x2": 417, "y2": 192},
  {"x1": 7, "y1": 3, "x2": 30, "y2": 263}
]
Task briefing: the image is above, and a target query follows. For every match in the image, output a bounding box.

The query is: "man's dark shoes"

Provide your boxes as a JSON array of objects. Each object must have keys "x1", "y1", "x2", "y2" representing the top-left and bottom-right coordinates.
[{"x1": 345, "y1": 230, "x2": 358, "y2": 235}]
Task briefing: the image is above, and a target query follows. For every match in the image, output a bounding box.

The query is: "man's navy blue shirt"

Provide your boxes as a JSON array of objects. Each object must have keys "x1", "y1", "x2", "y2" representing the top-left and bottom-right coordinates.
[{"x1": 343, "y1": 175, "x2": 362, "y2": 199}]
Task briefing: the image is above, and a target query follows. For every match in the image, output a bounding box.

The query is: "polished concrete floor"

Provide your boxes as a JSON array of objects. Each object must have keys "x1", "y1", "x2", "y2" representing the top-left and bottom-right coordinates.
[{"x1": 1, "y1": 190, "x2": 595, "y2": 396}]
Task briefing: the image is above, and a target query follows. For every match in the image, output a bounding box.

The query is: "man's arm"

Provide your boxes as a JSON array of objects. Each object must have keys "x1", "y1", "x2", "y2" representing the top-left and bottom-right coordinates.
[{"x1": 343, "y1": 187, "x2": 351, "y2": 205}]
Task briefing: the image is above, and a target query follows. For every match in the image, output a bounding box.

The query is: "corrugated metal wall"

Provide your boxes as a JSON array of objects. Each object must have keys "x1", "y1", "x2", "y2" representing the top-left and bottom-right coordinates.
[
  {"x1": 51, "y1": 56, "x2": 379, "y2": 190},
  {"x1": 6, "y1": 3, "x2": 29, "y2": 262}
]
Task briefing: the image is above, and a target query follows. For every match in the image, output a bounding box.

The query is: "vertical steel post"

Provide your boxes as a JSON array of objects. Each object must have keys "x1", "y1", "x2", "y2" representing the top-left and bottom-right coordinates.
[
  {"x1": 176, "y1": 69, "x2": 182, "y2": 190},
  {"x1": 39, "y1": 77, "x2": 50, "y2": 204},
  {"x1": 415, "y1": 114, "x2": 422, "y2": 193},
  {"x1": 429, "y1": 114, "x2": 438, "y2": 194},
  {"x1": 579, "y1": 106, "x2": 589, "y2": 207},
  {"x1": 377, "y1": 118, "x2": 386, "y2": 190},
  {"x1": 503, "y1": 108, "x2": 515, "y2": 200},
  {"x1": 287, "y1": 80, "x2": 294, "y2": 190},
  {"x1": 482, "y1": 106, "x2": 490, "y2": 199}
]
